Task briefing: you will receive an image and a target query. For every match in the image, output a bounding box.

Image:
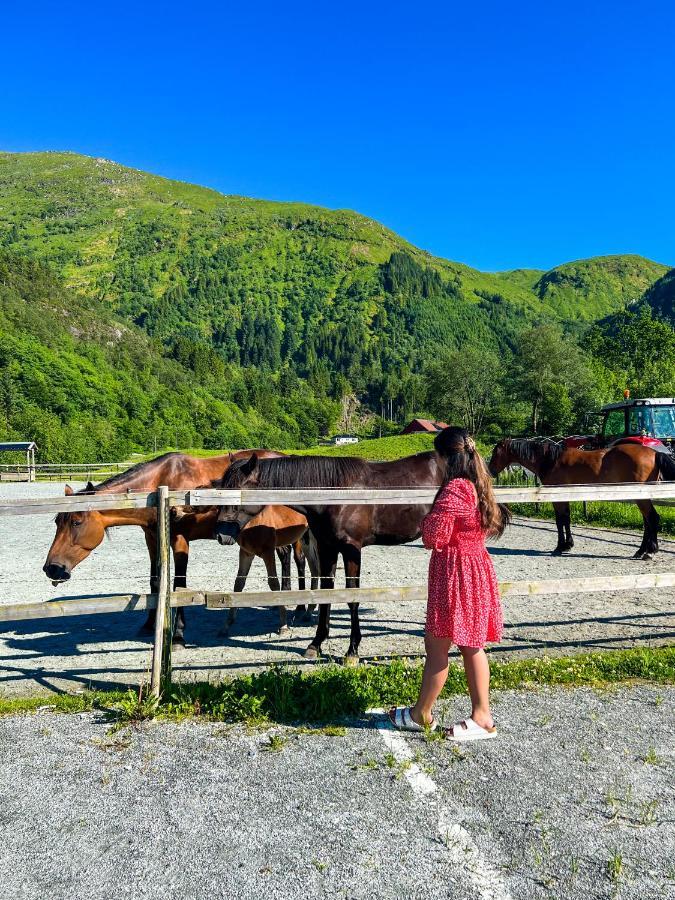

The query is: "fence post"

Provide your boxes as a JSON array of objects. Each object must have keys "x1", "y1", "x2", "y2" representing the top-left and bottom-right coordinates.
[{"x1": 151, "y1": 485, "x2": 172, "y2": 698}]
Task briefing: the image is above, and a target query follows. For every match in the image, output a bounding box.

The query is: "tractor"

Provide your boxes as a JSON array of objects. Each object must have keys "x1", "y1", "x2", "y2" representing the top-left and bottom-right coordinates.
[{"x1": 563, "y1": 393, "x2": 675, "y2": 456}]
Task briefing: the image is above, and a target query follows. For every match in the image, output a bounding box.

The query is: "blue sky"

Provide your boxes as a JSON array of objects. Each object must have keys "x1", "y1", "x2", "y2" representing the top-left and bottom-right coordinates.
[{"x1": 2, "y1": 1, "x2": 674, "y2": 271}]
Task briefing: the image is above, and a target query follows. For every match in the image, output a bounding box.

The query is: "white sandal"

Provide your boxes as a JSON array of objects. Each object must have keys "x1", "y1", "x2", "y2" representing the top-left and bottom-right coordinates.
[
  {"x1": 445, "y1": 717, "x2": 497, "y2": 741},
  {"x1": 388, "y1": 706, "x2": 438, "y2": 732}
]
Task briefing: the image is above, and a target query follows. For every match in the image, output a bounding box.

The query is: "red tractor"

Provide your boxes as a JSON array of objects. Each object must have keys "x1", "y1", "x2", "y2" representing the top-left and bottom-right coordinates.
[{"x1": 563, "y1": 395, "x2": 675, "y2": 455}]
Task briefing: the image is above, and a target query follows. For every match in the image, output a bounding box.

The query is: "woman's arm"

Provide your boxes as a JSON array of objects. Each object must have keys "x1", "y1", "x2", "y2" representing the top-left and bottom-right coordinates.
[
  {"x1": 421, "y1": 479, "x2": 475, "y2": 550},
  {"x1": 421, "y1": 488, "x2": 458, "y2": 550}
]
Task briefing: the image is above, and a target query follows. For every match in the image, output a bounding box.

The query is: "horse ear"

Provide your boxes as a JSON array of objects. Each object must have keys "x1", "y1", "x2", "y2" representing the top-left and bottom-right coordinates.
[
  {"x1": 242, "y1": 454, "x2": 259, "y2": 478},
  {"x1": 85, "y1": 481, "x2": 95, "y2": 493},
  {"x1": 64, "y1": 485, "x2": 74, "y2": 496}
]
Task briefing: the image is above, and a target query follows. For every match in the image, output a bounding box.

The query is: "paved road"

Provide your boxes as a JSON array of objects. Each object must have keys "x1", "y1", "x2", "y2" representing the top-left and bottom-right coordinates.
[
  {"x1": 1, "y1": 685, "x2": 673, "y2": 900},
  {"x1": 1, "y1": 482, "x2": 674, "y2": 694}
]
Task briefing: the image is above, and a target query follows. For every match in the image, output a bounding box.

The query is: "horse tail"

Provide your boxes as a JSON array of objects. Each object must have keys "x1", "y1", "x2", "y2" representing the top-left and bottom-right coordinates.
[
  {"x1": 302, "y1": 529, "x2": 321, "y2": 583},
  {"x1": 655, "y1": 451, "x2": 675, "y2": 481}
]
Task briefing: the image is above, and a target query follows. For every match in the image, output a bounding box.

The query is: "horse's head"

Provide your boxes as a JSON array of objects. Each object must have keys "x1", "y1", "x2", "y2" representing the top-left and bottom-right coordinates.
[
  {"x1": 43, "y1": 484, "x2": 106, "y2": 585},
  {"x1": 214, "y1": 455, "x2": 265, "y2": 546},
  {"x1": 487, "y1": 439, "x2": 513, "y2": 477}
]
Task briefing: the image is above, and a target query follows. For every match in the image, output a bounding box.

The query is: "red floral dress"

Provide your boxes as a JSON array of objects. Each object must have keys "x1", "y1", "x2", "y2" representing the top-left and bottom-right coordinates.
[{"x1": 422, "y1": 478, "x2": 503, "y2": 647}]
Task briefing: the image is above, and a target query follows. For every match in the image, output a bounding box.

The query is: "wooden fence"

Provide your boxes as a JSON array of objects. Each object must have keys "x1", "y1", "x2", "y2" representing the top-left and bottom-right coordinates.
[
  {"x1": 0, "y1": 463, "x2": 127, "y2": 483},
  {"x1": 1, "y1": 482, "x2": 675, "y2": 696}
]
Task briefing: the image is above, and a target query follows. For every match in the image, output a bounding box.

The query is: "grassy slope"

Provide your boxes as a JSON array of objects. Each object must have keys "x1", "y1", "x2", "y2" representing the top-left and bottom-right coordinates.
[
  {"x1": 134, "y1": 433, "x2": 438, "y2": 463},
  {"x1": 528, "y1": 255, "x2": 669, "y2": 321}
]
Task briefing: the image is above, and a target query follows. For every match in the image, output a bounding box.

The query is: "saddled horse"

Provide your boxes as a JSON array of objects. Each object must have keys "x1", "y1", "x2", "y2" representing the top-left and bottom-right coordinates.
[
  {"x1": 43, "y1": 450, "x2": 316, "y2": 644},
  {"x1": 214, "y1": 452, "x2": 444, "y2": 661},
  {"x1": 488, "y1": 438, "x2": 675, "y2": 559}
]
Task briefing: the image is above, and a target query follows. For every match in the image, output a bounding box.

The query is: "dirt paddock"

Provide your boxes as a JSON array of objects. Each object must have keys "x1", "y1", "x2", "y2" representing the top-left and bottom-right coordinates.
[{"x1": 0, "y1": 482, "x2": 674, "y2": 696}]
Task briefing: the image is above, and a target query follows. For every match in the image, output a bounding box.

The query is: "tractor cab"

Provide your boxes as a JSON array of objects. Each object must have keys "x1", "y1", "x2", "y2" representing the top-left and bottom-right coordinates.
[{"x1": 564, "y1": 396, "x2": 675, "y2": 453}]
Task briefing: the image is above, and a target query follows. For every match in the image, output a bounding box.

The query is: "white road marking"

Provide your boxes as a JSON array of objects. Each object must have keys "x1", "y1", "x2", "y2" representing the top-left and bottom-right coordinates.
[{"x1": 368, "y1": 709, "x2": 512, "y2": 900}]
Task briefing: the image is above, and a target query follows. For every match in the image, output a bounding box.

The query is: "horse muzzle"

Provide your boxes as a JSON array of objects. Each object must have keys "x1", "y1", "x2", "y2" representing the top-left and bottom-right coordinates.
[
  {"x1": 215, "y1": 522, "x2": 240, "y2": 546},
  {"x1": 43, "y1": 563, "x2": 71, "y2": 585}
]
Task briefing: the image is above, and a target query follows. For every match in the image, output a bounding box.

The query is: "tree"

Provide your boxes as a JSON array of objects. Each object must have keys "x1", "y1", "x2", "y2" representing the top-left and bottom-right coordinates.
[
  {"x1": 585, "y1": 307, "x2": 675, "y2": 396},
  {"x1": 513, "y1": 325, "x2": 598, "y2": 435},
  {"x1": 424, "y1": 347, "x2": 502, "y2": 435}
]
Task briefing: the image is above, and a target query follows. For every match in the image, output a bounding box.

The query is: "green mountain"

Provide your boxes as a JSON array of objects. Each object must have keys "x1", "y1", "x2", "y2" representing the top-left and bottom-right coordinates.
[
  {"x1": 528, "y1": 255, "x2": 667, "y2": 321},
  {"x1": 641, "y1": 268, "x2": 675, "y2": 323},
  {"x1": 0, "y1": 150, "x2": 670, "y2": 457},
  {"x1": 0, "y1": 252, "x2": 336, "y2": 460}
]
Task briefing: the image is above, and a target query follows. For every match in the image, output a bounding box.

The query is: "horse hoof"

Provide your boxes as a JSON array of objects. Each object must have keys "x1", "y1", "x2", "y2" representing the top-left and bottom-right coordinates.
[
  {"x1": 303, "y1": 645, "x2": 319, "y2": 660},
  {"x1": 172, "y1": 635, "x2": 186, "y2": 649},
  {"x1": 278, "y1": 625, "x2": 291, "y2": 636},
  {"x1": 642, "y1": 552, "x2": 654, "y2": 561},
  {"x1": 343, "y1": 654, "x2": 359, "y2": 668},
  {"x1": 633, "y1": 551, "x2": 647, "y2": 560},
  {"x1": 551, "y1": 549, "x2": 563, "y2": 557}
]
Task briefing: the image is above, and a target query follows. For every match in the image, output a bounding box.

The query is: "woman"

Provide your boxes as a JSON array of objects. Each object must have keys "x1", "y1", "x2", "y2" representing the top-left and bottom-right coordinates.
[{"x1": 389, "y1": 425, "x2": 509, "y2": 740}]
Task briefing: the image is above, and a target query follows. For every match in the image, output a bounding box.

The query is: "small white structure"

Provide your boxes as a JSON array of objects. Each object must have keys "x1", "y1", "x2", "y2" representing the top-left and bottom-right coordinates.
[
  {"x1": 333, "y1": 434, "x2": 359, "y2": 446},
  {"x1": 0, "y1": 441, "x2": 38, "y2": 482}
]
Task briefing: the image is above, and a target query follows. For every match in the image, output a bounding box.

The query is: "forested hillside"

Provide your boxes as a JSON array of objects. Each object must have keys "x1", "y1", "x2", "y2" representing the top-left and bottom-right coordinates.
[
  {"x1": 0, "y1": 253, "x2": 338, "y2": 459},
  {"x1": 0, "y1": 151, "x2": 672, "y2": 459}
]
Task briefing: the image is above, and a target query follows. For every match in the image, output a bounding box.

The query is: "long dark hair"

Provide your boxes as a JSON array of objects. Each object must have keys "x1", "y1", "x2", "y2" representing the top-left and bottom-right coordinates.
[{"x1": 434, "y1": 426, "x2": 510, "y2": 537}]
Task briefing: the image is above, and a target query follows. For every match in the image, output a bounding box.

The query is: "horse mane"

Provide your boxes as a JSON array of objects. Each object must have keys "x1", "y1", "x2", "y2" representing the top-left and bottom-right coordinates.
[
  {"x1": 504, "y1": 437, "x2": 564, "y2": 467},
  {"x1": 61, "y1": 452, "x2": 189, "y2": 496},
  {"x1": 225, "y1": 454, "x2": 369, "y2": 489}
]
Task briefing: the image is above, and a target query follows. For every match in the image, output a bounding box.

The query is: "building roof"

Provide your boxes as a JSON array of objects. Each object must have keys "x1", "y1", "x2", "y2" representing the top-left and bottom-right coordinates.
[
  {"x1": 0, "y1": 441, "x2": 37, "y2": 452},
  {"x1": 404, "y1": 419, "x2": 449, "y2": 433}
]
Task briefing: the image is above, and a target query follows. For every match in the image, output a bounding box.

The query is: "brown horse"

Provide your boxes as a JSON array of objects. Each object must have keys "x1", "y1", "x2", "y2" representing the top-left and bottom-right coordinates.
[
  {"x1": 488, "y1": 438, "x2": 675, "y2": 558},
  {"x1": 214, "y1": 451, "x2": 445, "y2": 661},
  {"x1": 43, "y1": 450, "x2": 316, "y2": 644}
]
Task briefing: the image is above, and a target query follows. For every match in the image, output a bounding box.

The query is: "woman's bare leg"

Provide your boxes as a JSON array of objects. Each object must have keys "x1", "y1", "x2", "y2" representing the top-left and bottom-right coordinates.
[
  {"x1": 410, "y1": 634, "x2": 452, "y2": 725},
  {"x1": 459, "y1": 645, "x2": 493, "y2": 729}
]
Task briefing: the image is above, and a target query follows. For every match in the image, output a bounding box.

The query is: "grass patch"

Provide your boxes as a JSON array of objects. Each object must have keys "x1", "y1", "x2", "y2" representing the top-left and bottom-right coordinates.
[
  {"x1": 0, "y1": 692, "x2": 125, "y2": 717},
  {"x1": 510, "y1": 499, "x2": 675, "y2": 537},
  {"x1": 2, "y1": 645, "x2": 672, "y2": 725}
]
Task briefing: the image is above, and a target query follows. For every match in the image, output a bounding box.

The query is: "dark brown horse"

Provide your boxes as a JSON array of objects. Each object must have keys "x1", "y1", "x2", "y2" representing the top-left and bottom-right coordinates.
[
  {"x1": 43, "y1": 450, "x2": 315, "y2": 643},
  {"x1": 488, "y1": 438, "x2": 675, "y2": 558},
  {"x1": 214, "y1": 452, "x2": 444, "y2": 661}
]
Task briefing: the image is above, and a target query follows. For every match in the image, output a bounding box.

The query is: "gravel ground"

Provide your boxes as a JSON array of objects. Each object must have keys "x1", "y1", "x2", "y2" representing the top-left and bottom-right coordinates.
[
  {"x1": 0, "y1": 684, "x2": 672, "y2": 900},
  {"x1": 1, "y1": 482, "x2": 674, "y2": 695}
]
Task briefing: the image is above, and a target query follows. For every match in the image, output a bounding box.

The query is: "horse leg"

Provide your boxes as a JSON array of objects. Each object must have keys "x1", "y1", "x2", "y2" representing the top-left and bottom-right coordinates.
[
  {"x1": 302, "y1": 530, "x2": 321, "y2": 591},
  {"x1": 292, "y1": 539, "x2": 315, "y2": 624},
  {"x1": 220, "y1": 549, "x2": 254, "y2": 636},
  {"x1": 171, "y1": 535, "x2": 189, "y2": 648},
  {"x1": 294, "y1": 539, "x2": 306, "y2": 591},
  {"x1": 551, "y1": 502, "x2": 568, "y2": 555},
  {"x1": 276, "y1": 544, "x2": 292, "y2": 591},
  {"x1": 636, "y1": 501, "x2": 660, "y2": 560},
  {"x1": 304, "y1": 544, "x2": 338, "y2": 659},
  {"x1": 262, "y1": 550, "x2": 289, "y2": 635},
  {"x1": 563, "y1": 503, "x2": 574, "y2": 551},
  {"x1": 140, "y1": 527, "x2": 158, "y2": 635},
  {"x1": 343, "y1": 544, "x2": 362, "y2": 664}
]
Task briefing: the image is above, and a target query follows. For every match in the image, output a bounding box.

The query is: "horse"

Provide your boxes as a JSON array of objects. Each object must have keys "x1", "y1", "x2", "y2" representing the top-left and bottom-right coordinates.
[
  {"x1": 214, "y1": 451, "x2": 444, "y2": 661},
  {"x1": 43, "y1": 450, "x2": 316, "y2": 644},
  {"x1": 488, "y1": 437, "x2": 675, "y2": 559}
]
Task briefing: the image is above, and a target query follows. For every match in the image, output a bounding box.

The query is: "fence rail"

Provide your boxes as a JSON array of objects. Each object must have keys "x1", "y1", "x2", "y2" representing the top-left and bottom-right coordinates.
[
  {"x1": 3, "y1": 482, "x2": 675, "y2": 518},
  {"x1": 0, "y1": 463, "x2": 127, "y2": 483},
  {"x1": 2, "y1": 481, "x2": 675, "y2": 695}
]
